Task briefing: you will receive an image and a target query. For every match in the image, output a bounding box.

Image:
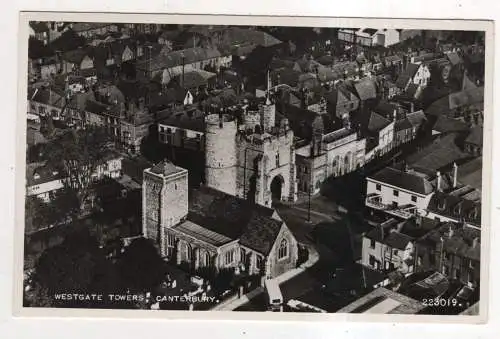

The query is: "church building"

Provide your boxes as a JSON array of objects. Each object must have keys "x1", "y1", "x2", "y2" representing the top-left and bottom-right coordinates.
[{"x1": 142, "y1": 160, "x2": 299, "y2": 279}]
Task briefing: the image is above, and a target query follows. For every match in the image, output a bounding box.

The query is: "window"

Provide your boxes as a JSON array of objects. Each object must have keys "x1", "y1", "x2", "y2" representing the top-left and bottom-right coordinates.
[
  {"x1": 370, "y1": 239, "x2": 376, "y2": 249},
  {"x1": 225, "y1": 250, "x2": 235, "y2": 265},
  {"x1": 256, "y1": 256, "x2": 263, "y2": 270},
  {"x1": 434, "y1": 217, "x2": 441, "y2": 222},
  {"x1": 186, "y1": 245, "x2": 192, "y2": 262},
  {"x1": 411, "y1": 195, "x2": 417, "y2": 203},
  {"x1": 392, "y1": 201, "x2": 398, "y2": 208},
  {"x1": 376, "y1": 184, "x2": 381, "y2": 191},
  {"x1": 369, "y1": 255, "x2": 376, "y2": 266},
  {"x1": 393, "y1": 190, "x2": 399, "y2": 197},
  {"x1": 275, "y1": 152, "x2": 280, "y2": 168},
  {"x1": 393, "y1": 250, "x2": 398, "y2": 256},
  {"x1": 278, "y1": 239, "x2": 288, "y2": 260}
]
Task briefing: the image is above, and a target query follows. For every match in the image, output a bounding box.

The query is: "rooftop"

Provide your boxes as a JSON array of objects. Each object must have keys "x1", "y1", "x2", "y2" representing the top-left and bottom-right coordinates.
[
  {"x1": 407, "y1": 133, "x2": 470, "y2": 172},
  {"x1": 369, "y1": 167, "x2": 434, "y2": 195},
  {"x1": 171, "y1": 220, "x2": 233, "y2": 247},
  {"x1": 186, "y1": 186, "x2": 283, "y2": 255},
  {"x1": 337, "y1": 287, "x2": 425, "y2": 314},
  {"x1": 148, "y1": 160, "x2": 187, "y2": 177}
]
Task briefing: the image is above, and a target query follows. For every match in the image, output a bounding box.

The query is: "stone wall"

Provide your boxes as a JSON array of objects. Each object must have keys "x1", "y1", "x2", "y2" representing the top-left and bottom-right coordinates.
[{"x1": 205, "y1": 114, "x2": 238, "y2": 196}]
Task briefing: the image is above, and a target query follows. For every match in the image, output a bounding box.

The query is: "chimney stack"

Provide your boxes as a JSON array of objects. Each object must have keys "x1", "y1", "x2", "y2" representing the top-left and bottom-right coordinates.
[
  {"x1": 452, "y1": 162, "x2": 458, "y2": 188},
  {"x1": 436, "y1": 171, "x2": 442, "y2": 192},
  {"x1": 393, "y1": 108, "x2": 397, "y2": 121},
  {"x1": 410, "y1": 101, "x2": 415, "y2": 112}
]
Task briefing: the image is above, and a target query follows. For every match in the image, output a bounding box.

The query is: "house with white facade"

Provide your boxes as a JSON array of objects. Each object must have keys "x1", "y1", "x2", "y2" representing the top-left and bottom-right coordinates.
[
  {"x1": 365, "y1": 165, "x2": 440, "y2": 219},
  {"x1": 362, "y1": 216, "x2": 442, "y2": 275},
  {"x1": 396, "y1": 63, "x2": 431, "y2": 91},
  {"x1": 338, "y1": 28, "x2": 401, "y2": 48}
]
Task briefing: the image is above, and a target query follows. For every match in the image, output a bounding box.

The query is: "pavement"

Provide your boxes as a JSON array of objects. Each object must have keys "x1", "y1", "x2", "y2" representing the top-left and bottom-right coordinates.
[{"x1": 211, "y1": 244, "x2": 320, "y2": 311}]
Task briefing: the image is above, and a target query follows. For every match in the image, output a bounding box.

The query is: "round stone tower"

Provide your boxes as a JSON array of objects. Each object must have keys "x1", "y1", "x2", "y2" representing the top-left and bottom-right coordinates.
[{"x1": 205, "y1": 112, "x2": 238, "y2": 196}]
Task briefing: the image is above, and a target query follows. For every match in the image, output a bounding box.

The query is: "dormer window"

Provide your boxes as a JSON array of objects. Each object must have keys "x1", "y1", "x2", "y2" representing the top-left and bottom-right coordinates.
[
  {"x1": 33, "y1": 173, "x2": 41, "y2": 180},
  {"x1": 52, "y1": 170, "x2": 59, "y2": 176}
]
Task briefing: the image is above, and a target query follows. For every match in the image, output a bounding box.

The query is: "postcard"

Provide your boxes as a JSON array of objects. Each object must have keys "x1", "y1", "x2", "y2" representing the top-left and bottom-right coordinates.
[{"x1": 14, "y1": 12, "x2": 493, "y2": 323}]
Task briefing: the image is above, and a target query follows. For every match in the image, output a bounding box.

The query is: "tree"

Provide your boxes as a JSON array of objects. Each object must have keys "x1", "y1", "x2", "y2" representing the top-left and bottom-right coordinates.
[
  {"x1": 43, "y1": 126, "x2": 112, "y2": 215},
  {"x1": 116, "y1": 238, "x2": 167, "y2": 293},
  {"x1": 31, "y1": 227, "x2": 119, "y2": 308},
  {"x1": 24, "y1": 196, "x2": 58, "y2": 233}
]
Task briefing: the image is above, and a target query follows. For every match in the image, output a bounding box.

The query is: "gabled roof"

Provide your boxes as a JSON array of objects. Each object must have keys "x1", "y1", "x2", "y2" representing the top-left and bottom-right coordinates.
[
  {"x1": 367, "y1": 112, "x2": 391, "y2": 132},
  {"x1": 159, "y1": 108, "x2": 205, "y2": 132},
  {"x1": 186, "y1": 186, "x2": 284, "y2": 255},
  {"x1": 395, "y1": 117, "x2": 413, "y2": 132},
  {"x1": 62, "y1": 48, "x2": 92, "y2": 64},
  {"x1": 136, "y1": 47, "x2": 222, "y2": 71},
  {"x1": 406, "y1": 110, "x2": 426, "y2": 128},
  {"x1": 432, "y1": 115, "x2": 469, "y2": 134},
  {"x1": 29, "y1": 87, "x2": 64, "y2": 107},
  {"x1": 384, "y1": 231, "x2": 413, "y2": 250},
  {"x1": 448, "y1": 87, "x2": 484, "y2": 110},
  {"x1": 354, "y1": 77, "x2": 378, "y2": 101},
  {"x1": 396, "y1": 63, "x2": 420, "y2": 88},
  {"x1": 407, "y1": 133, "x2": 470, "y2": 172},
  {"x1": 370, "y1": 167, "x2": 434, "y2": 195},
  {"x1": 171, "y1": 69, "x2": 216, "y2": 89}
]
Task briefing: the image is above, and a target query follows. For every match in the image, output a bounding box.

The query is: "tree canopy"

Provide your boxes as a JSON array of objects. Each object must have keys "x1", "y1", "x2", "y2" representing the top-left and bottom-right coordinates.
[
  {"x1": 43, "y1": 126, "x2": 112, "y2": 214},
  {"x1": 31, "y1": 227, "x2": 120, "y2": 308},
  {"x1": 116, "y1": 238, "x2": 167, "y2": 293}
]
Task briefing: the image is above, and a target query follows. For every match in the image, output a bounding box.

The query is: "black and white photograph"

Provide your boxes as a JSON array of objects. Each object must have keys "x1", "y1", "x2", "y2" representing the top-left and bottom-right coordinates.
[{"x1": 18, "y1": 13, "x2": 490, "y2": 318}]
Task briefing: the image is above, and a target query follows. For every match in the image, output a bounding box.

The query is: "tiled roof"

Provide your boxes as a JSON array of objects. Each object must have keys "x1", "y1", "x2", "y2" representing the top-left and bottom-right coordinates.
[
  {"x1": 407, "y1": 133, "x2": 469, "y2": 172},
  {"x1": 149, "y1": 159, "x2": 186, "y2": 176},
  {"x1": 367, "y1": 112, "x2": 391, "y2": 132},
  {"x1": 396, "y1": 63, "x2": 420, "y2": 88},
  {"x1": 406, "y1": 110, "x2": 426, "y2": 128},
  {"x1": 186, "y1": 186, "x2": 283, "y2": 254},
  {"x1": 159, "y1": 108, "x2": 205, "y2": 132},
  {"x1": 30, "y1": 87, "x2": 65, "y2": 107},
  {"x1": 420, "y1": 221, "x2": 481, "y2": 259},
  {"x1": 384, "y1": 231, "x2": 413, "y2": 250},
  {"x1": 370, "y1": 167, "x2": 434, "y2": 195},
  {"x1": 136, "y1": 47, "x2": 222, "y2": 71},
  {"x1": 85, "y1": 100, "x2": 119, "y2": 116},
  {"x1": 239, "y1": 215, "x2": 283, "y2": 255},
  {"x1": 427, "y1": 191, "x2": 481, "y2": 227},
  {"x1": 62, "y1": 48, "x2": 91, "y2": 64},
  {"x1": 448, "y1": 87, "x2": 484, "y2": 110},
  {"x1": 354, "y1": 77, "x2": 378, "y2": 101},
  {"x1": 465, "y1": 126, "x2": 483, "y2": 146},
  {"x1": 432, "y1": 115, "x2": 469, "y2": 134},
  {"x1": 171, "y1": 69, "x2": 216, "y2": 89},
  {"x1": 395, "y1": 117, "x2": 413, "y2": 131},
  {"x1": 26, "y1": 162, "x2": 64, "y2": 186},
  {"x1": 457, "y1": 157, "x2": 482, "y2": 191}
]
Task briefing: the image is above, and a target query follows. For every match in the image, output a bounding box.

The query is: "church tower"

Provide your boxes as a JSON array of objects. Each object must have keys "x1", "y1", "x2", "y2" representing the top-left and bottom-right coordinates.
[{"x1": 142, "y1": 160, "x2": 188, "y2": 255}]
